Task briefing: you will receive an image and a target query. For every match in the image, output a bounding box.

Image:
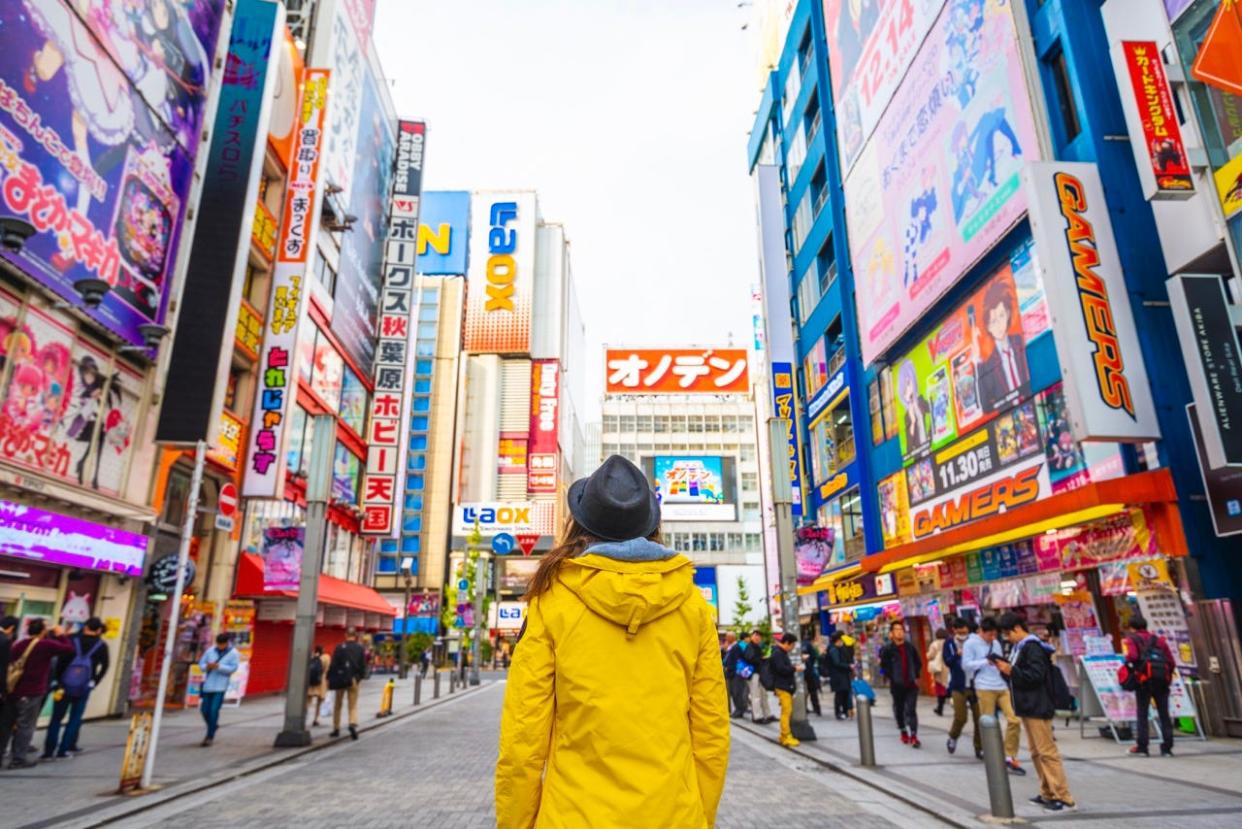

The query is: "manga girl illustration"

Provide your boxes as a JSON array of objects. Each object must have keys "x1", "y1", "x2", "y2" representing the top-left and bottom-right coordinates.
[
  {"x1": 903, "y1": 169, "x2": 939, "y2": 288},
  {"x1": 898, "y1": 359, "x2": 932, "y2": 454},
  {"x1": 61, "y1": 354, "x2": 121, "y2": 489}
]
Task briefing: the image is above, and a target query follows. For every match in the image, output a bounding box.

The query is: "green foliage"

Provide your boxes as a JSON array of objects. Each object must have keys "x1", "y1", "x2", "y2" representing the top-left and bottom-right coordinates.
[
  {"x1": 730, "y1": 575, "x2": 753, "y2": 638},
  {"x1": 403, "y1": 631, "x2": 435, "y2": 663}
]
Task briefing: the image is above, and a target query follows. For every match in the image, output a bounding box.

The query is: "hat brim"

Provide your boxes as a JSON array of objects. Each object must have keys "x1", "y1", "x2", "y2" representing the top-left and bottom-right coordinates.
[{"x1": 567, "y1": 476, "x2": 661, "y2": 542}]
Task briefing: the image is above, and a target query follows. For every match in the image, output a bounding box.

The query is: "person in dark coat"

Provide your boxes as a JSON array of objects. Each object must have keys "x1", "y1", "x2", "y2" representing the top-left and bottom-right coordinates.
[
  {"x1": 944, "y1": 617, "x2": 980, "y2": 756},
  {"x1": 769, "y1": 633, "x2": 802, "y2": 748},
  {"x1": 824, "y1": 631, "x2": 854, "y2": 719},
  {"x1": 1122, "y1": 615, "x2": 1177, "y2": 757},
  {"x1": 721, "y1": 631, "x2": 750, "y2": 719},
  {"x1": 328, "y1": 628, "x2": 367, "y2": 739},
  {"x1": 42, "y1": 617, "x2": 109, "y2": 759},
  {"x1": 801, "y1": 635, "x2": 823, "y2": 717},
  {"x1": 2, "y1": 619, "x2": 73, "y2": 768},
  {"x1": 0, "y1": 615, "x2": 18, "y2": 764},
  {"x1": 742, "y1": 630, "x2": 773, "y2": 724},
  {"x1": 878, "y1": 620, "x2": 922, "y2": 748}
]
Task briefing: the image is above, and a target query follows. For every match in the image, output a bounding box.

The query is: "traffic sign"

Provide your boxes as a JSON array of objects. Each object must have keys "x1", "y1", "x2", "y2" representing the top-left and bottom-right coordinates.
[
  {"x1": 457, "y1": 578, "x2": 470, "y2": 592},
  {"x1": 492, "y1": 532, "x2": 516, "y2": 555},
  {"x1": 214, "y1": 514, "x2": 235, "y2": 533},
  {"x1": 218, "y1": 483, "x2": 238, "y2": 518},
  {"x1": 516, "y1": 533, "x2": 539, "y2": 556}
]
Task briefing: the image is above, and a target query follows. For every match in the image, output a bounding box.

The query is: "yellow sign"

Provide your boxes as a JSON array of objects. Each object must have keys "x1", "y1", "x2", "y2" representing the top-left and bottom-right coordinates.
[
  {"x1": 1215, "y1": 151, "x2": 1242, "y2": 219},
  {"x1": 251, "y1": 197, "x2": 279, "y2": 260},
  {"x1": 235, "y1": 302, "x2": 264, "y2": 358},
  {"x1": 827, "y1": 579, "x2": 864, "y2": 605},
  {"x1": 819, "y1": 472, "x2": 849, "y2": 501},
  {"x1": 117, "y1": 713, "x2": 153, "y2": 793},
  {"x1": 1127, "y1": 558, "x2": 1173, "y2": 592},
  {"x1": 102, "y1": 617, "x2": 122, "y2": 640},
  {"x1": 207, "y1": 410, "x2": 244, "y2": 471}
]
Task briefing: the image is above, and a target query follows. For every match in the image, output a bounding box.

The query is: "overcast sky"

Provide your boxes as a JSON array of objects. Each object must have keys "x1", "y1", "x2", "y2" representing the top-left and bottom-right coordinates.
[{"x1": 374, "y1": 0, "x2": 764, "y2": 414}]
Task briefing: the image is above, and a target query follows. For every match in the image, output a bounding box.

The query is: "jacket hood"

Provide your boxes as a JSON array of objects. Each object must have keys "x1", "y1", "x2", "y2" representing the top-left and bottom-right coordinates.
[
  {"x1": 582, "y1": 537, "x2": 677, "y2": 562},
  {"x1": 558, "y1": 550, "x2": 696, "y2": 636}
]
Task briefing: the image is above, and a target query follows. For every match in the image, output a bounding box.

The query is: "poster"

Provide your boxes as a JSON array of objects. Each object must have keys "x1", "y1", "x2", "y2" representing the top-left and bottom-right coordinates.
[
  {"x1": 1081, "y1": 654, "x2": 1138, "y2": 721},
  {"x1": 261, "y1": 525, "x2": 304, "y2": 591},
  {"x1": 846, "y1": 0, "x2": 1040, "y2": 365},
  {"x1": 1037, "y1": 508, "x2": 1157, "y2": 571},
  {"x1": 877, "y1": 469, "x2": 911, "y2": 545},
  {"x1": 0, "y1": 0, "x2": 226, "y2": 346},
  {"x1": 648, "y1": 456, "x2": 736, "y2": 521},
  {"x1": 795, "y1": 526, "x2": 836, "y2": 585},
  {"x1": 1136, "y1": 588, "x2": 1196, "y2": 672}
]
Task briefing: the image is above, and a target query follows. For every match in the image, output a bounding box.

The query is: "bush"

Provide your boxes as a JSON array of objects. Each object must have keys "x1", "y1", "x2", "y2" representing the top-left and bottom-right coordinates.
[{"x1": 403, "y1": 631, "x2": 435, "y2": 664}]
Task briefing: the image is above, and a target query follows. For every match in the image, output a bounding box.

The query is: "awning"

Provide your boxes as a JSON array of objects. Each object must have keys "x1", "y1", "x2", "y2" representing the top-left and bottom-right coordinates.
[
  {"x1": 235, "y1": 553, "x2": 396, "y2": 616},
  {"x1": 797, "y1": 561, "x2": 863, "y2": 596},
  {"x1": 860, "y1": 469, "x2": 1185, "y2": 575}
]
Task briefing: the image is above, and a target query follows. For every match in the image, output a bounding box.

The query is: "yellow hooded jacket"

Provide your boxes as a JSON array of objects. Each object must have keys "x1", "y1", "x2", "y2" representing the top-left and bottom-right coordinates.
[{"x1": 495, "y1": 545, "x2": 730, "y2": 828}]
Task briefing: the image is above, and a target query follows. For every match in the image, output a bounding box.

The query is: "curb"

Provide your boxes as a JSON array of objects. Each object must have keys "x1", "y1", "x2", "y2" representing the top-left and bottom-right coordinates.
[{"x1": 43, "y1": 682, "x2": 494, "y2": 829}]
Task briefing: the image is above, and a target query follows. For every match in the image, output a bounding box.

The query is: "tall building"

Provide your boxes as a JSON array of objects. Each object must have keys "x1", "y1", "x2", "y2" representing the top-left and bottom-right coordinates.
[{"x1": 750, "y1": 0, "x2": 1241, "y2": 712}]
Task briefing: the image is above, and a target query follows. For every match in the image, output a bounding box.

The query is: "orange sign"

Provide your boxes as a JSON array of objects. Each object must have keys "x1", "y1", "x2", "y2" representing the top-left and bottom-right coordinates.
[
  {"x1": 605, "y1": 348, "x2": 750, "y2": 394},
  {"x1": 1121, "y1": 41, "x2": 1194, "y2": 194},
  {"x1": 1191, "y1": 0, "x2": 1242, "y2": 98},
  {"x1": 266, "y1": 27, "x2": 304, "y2": 170}
]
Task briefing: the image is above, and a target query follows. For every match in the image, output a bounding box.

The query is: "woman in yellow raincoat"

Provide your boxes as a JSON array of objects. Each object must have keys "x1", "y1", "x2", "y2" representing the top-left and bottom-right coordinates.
[{"x1": 496, "y1": 455, "x2": 730, "y2": 828}]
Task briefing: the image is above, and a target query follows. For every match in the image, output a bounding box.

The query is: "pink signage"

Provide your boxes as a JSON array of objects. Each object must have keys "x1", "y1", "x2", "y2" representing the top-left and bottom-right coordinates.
[{"x1": 0, "y1": 500, "x2": 147, "y2": 576}]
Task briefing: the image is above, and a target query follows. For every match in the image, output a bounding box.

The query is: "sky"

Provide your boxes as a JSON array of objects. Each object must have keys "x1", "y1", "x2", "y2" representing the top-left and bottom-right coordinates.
[{"x1": 374, "y1": 0, "x2": 765, "y2": 412}]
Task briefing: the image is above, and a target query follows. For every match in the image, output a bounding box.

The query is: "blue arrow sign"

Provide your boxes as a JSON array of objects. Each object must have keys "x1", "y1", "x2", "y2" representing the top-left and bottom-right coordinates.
[
  {"x1": 457, "y1": 578, "x2": 470, "y2": 593},
  {"x1": 492, "y1": 532, "x2": 516, "y2": 555}
]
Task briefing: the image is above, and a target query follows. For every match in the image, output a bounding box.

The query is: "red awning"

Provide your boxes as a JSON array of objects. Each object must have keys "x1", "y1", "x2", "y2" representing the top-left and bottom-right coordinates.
[{"x1": 235, "y1": 553, "x2": 396, "y2": 616}]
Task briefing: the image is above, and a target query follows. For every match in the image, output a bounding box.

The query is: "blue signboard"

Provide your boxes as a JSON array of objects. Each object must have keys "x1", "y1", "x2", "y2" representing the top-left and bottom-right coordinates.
[
  {"x1": 416, "y1": 191, "x2": 470, "y2": 274},
  {"x1": 771, "y1": 361, "x2": 804, "y2": 518},
  {"x1": 492, "y1": 532, "x2": 516, "y2": 555}
]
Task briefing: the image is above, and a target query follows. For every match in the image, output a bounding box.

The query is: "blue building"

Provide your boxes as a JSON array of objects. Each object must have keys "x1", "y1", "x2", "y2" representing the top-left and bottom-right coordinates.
[{"x1": 750, "y1": 0, "x2": 1241, "y2": 695}]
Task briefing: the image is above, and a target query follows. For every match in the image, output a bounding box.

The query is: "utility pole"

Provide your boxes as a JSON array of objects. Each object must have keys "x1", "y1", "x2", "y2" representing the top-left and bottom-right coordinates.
[
  {"x1": 141, "y1": 440, "x2": 206, "y2": 790},
  {"x1": 470, "y1": 549, "x2": 486, "y2": 686},
  {"x1": 398, "y1": 558, "x2": 413, "y2": 679},
  {"x1": 275, "y1": 414, "x2": 335, "y2": 747},
  {"x1": 768, "y1": 418, "x2": 816, "y2": 741}
]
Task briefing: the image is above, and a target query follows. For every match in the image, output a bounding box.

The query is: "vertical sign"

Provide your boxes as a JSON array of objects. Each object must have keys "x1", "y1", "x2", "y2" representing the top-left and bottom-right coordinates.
[
  {"x1": 463, "y1": 192, "x2": 537, "y2": 353},
  {"x1": 361, "y1": 120, "x2": 426, "y2": 535},
  {"x1": 528, "y1": 359, "x2": 560, "y2": 493},
  {"x1": 1024, "y1": 161, "x2": 1160, "y2": 442},
  {"x1": 770, "y1": 362, "x2": 804, "y2": 517},
  {"x1": 1120, "y1": 41, "x2": 1195, "y2": 199},
  {"x1": 243, "y1": 69, "x2": 331, "y2": 498}
]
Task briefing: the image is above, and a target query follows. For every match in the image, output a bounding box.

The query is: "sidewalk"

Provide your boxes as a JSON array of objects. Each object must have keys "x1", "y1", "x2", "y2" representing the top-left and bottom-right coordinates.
[
  {"x1": 739, "y1": 691, "x2": 1242, "y2": 827},
  {"x1": 3, "y1": 671, "x2": 493, "y2": 829}
]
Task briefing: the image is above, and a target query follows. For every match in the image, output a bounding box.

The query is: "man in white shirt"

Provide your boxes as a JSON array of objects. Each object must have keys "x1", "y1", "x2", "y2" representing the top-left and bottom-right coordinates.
[{"x1": 961, "y1": 616, "x2": 1024, "y2": 775}]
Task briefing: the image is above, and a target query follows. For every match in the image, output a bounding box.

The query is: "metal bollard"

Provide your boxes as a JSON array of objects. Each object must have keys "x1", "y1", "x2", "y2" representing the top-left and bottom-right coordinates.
[
  {"x1": 433, "y1": 671, "x2": 441, "y2": 699},
  {"x1": 413, "y1": 673, "x2": 422, "y2": 706},
  {"x1": 856, "y1": 694, "x2": 876, "y2": 767},
  {"x1": 979, "y1": 715, "x2": 1015, "y2": 819},
  {"x1": 449, "y1": 672, "x2": 457, "y2": 693}
]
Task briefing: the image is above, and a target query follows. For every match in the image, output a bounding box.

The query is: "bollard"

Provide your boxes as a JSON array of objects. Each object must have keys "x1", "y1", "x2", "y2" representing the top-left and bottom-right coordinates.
[
  {"x1": 856, "y1": 694, "x2": 876, "y2": 767},
  {"x1": 413, "y1": 673, "x2": 422, "y2": 706},
  {"x1": 979, "y1": 715, "x2": 1015, "y2": 819},
  {"x1": 449, "y1": 672, "x2": 457, "y2": 693},
  {"x1": 433, "y1": 671, "x2": 441, "y2": 699}
]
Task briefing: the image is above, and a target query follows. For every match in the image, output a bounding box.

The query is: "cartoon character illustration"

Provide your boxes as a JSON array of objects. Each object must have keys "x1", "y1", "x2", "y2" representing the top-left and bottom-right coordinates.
[
  {"x1": 4, "y1": 363, "x2": 47, "y2": 429},
  {"x1": 898, "y1": 359, "x2": 932, "y2": 454},
  {"x1": 903, "y1": 170, "x2": 939, "y2": 288},
  {"x1": 61, "y1": 590, "x2": 92, "y2": 630},
  {"x1": 971, "y1": 279, "x2": 1029, "y2": 412},
  {"x1": 61, "y1": 355, "x2": 120, "y2": 489},
  {"x1": 832, "y1": 0, "x2": 881, "y2": 92},
  {"x1": 38, "y1": 341, "x2": 73, "y2": 430},
  {"x1": 945, "y1": 0, "x2": 985, "y2": 107},
  {"x1": 1151, "y1": 137, "x2": 1184, "y2": 173},
  {"x1": 950, "y1": 108, "x2": 1023, "y2": 223}
]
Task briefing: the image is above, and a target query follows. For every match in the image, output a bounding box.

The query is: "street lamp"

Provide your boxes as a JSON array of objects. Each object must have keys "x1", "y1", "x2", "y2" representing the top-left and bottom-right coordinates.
[{"x1": 398, "y1": 556, "x2": 413, "y2": 679}]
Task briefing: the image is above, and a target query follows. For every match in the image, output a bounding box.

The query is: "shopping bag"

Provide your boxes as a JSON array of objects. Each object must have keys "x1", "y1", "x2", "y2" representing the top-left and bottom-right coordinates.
[{"x1": 851, "y1": 677, "x2": 876, "y2": 704}]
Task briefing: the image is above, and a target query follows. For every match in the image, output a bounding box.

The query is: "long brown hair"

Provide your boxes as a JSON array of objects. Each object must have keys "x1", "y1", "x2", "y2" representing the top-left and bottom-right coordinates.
[{"x1": 523, "y1": 516, "x2": 664, "y2": 600}]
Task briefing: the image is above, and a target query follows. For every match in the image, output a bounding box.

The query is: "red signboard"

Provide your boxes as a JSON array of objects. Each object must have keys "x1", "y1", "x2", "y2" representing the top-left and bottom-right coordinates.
[
  {"x1": 605, "y1": 349, "x2": 750, "y2": 395},
  {"x1": 516, "y1": 533, "x2": 540, "y2": 556},
  {"x1": 528, "y1": 360, "x2": 559, "y2": 493},
  {"x1": 1122, "y1": 41, "x2": 1194, "y2": 195}
]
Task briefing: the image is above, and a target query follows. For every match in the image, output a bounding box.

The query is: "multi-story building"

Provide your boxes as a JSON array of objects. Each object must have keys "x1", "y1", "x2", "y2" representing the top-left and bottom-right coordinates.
[{"x1": 750, "y1": 0, "x2": 1241, "y2": 718}]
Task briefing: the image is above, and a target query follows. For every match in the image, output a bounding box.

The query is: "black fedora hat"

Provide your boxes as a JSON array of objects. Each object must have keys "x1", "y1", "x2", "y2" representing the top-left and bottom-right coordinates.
[{"x1": 567, "y1": 455, "x2": 661, "y2": 542}]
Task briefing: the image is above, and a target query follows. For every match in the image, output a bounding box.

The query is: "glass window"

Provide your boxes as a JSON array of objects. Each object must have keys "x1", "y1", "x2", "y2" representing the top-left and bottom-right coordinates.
[
  {"x1": 402, "y1": 513, "x2": 422, "y2": 533},
  {"x1": 803, "y1": 336, "x2": 828, "y2": 398},
  {"x1": 401, "y1": 535, "x2": 421, "y2": 553},
  {"x1": 417, "y1": 321, "x2": 437, "y2": 339},
  {"x1": 637, "y1": 415, "x2": 653, "y2": 432},
  {"x1": 377, "y1": 555, "x2": 398, "y2": 574},
  {"x1": 410, "y1": 434, "x2": 428, "y2": 451},
  {"x1": 407, "y1": 453, "x2": 426, "y2": 471},
  {"x1": 741, "y1": 471, "x2": 758, "y2": 492},
  {"x1": 841, "y1": 488, "x2": 864, "y2": 562},
  {"x1": 740, "y1": 445, "x2": 755, "y2": 462},
  {"x1": 709, "y1": 533, "x2": 724, "y2": 552},
  {"x1": 786, "y1": 126, "x2": 807, "y2": 181},
  {"x1": 792, "y1": 190, "x2": 814, "y2": 254},
  {"x1": 653, "y1": 415, "x2": 669, "y2": 433},
  {"x1": 880, "y1": 367, "x2": 898, "y2": 441},
  {"x1": 285, "y1": 405, "x2": 307, "y2": 474},
  {"x1": 414, "y1": 379, "x2": 432, "y2": 394},
  {"x1": 745, "y1": 533, "x2": 761, "y2": 551},
  {"x1": 602, "y1": 414, "x2": 618, "y2": 432},
  {"x1": 411, "y1": 416, "x2": 429, "y2": 431},
  {"x1": 339, "y1": 367, "x2": 367, "y2": 435},
  {"x1": 418, "y1": 305, "x2": 438, "y2": 321},
  {"x1": 404, "y1": 493, "x2": 423, "y2": 511},
  {"x1": 869, "y1": 378, "x2": 885, "y2": 446},
  {"x1": 416, "y1": 360, "x2": 433, "y2": 375},
  {"x1": 1047, "y1": 46, "x2": 1082, "y2": 144},
  {"x1": 687, "y1": 415, "x2": 704, "y2": 433},
  {"x1": 416, "y1": 340, "x2": 435, "y2": 357},
  {"x1": 407, "y1": 474, "x2": 424, "y2": 491},
  {"x1": 413, "y1": 396, "x2": 431, "y2": 412},
  {"x1": 421, "y1": 286, "x2": 439, "y2": 303},
  {"x1": 692, "y1": 533, "x2": 707, "y2": 551}
]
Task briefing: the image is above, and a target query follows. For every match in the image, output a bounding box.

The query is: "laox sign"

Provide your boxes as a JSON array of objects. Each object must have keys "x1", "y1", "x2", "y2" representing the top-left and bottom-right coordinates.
[
  {"x1": 463, "y1": 505, "x2": 529, "y2": 524},
  {"x1": 485, "y1": 202, "x2": 519, "y2": 311},
  {"x1": 454, "y1": 502, "x2": 537, "y2": 535}
]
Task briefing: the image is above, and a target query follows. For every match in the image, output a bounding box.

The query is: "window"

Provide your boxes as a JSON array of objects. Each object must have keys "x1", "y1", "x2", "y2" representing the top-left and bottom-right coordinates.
[
  {"x1": 603, "y1": 415, "x2": 618, "y2": 432},
  {"x1": 705, "y1": 416, "x2": 722, "y2": 433},
  {"x1": 416, "y1": 360, "x2": 432, "y2": 375},
  {"x1": 833, "y1": 401, "x2": 855, "y2": 468},
  {"x1": 880, "y1": 367, "x2": 898, "y2": 441},
  {"x1": 817, "y1": 235, "x2": 837, "y2": 294},
  {"x1": 407, "y1": 453, "x2": 426, "y2": 471},
  {"x1": 803, "y1": 336, "x2": 828, "y2": 398},
  {"x1": 404, "y1": 493, "x2": 423, "y2": 511},
  {"x1": 406, "y1": 473, "x2": 424, "y2": 491},
  {"x1": 414, "y1": 379, "x2": 431, "y2": 394},
  {"x1": 637, "y1": 415, "x2": 653, "y2": 432},
  {"x1": 809, "y1": 162, "x2": 827, "y2": 218},
  {"x1": 651, "y1": 415, "x2": 668, "y2": 433},
  {"x1": 869, "y1": 378, "x2": 885, "y2": 446},
  {"x1": 418, "y1": 305, "x2": 438, "y2": 321},
  {"x1": 824, "y1": 317, "x2": 845, "y2": 376},
  {"x1": 413, "y1": 396, "x2": 430, "y2": 412},
  {"x1": 1047, "y1": 47, "x2": 1082, "y2": 144},
  {"x1": 417, "y1": 321, "x2": 437, "y2": 339},
  {"x1": 786, "y1": 127, "x2": 807, "y2": 181},
  {"x1": 410, "y1": 416, "x2": 429, "y2": 431},
  {"x1": 314, "y1": 255, "x2": 336, "y2": 294},
  {"x1": 619, "y1": 415, "x2": 636, "y2": 433},
  {"x1": 709, "y1": 533, "x2": 724, "y2": 552},
  {"x1": 721, "y1": 416, "x2": 738, "y2": 433},
  {"x1": 692, "y1": 533, "x2": 707, "y2": 551},
  {"x1": 797, "y1": 267, "x2": 822, "y2": 325},
  {"x1": 781, "y1": 59, "x2": 801, "y2": 131},
  {"x1": 744, "y1": 533, "x2": 761, "y2": 551},
  {"x1": 402, "y1": 513, "x2": 422, "y2": 533},
  {"x1": 841, "y1": 488, "x2": 864, "y2": 562},
  {"x1": 401, "y1": 535, "x2": 421, "y2": 554},
  {"x1": 415, "y1": 340, "x2": 435, "y2": 357},
  {"x1": 687, "y1": 415, "x2": 704, "y2": 433},
  {"x1": 420, "y1": 286, "x2": 439, "y2": 303},
  {"x1": 742, "y1": 501, "x2": 760, "y2": 522},
  {"x1": 740, "y1": 444, "x2": 755, "y2": 463},
  {"x1": 410, "y1": 434, "x2": 428, "y2": 451},
  {"x1": 377, "y1": 556, "x2": 397, "y2": 574},
  {"x1": 791, "y1": 189, "x2": 814, "y2": 252},
  {"x1": 809, "y1": 396, "x2": 854, "y2": 483},
  {"x1": 741, "y1": 471, "x2": 758, "y2": 492}
]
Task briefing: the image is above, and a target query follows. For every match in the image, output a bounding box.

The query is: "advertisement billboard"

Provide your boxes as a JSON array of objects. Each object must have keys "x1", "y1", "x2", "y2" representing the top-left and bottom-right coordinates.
[
  {"x1": 795, "y1": 526, "x2": 836, "y2": 585},
  {"x1": 0, "y1": 0, "x2": 226, "y2": 346},
  {"x1": 1118, "y1": 41, "x2": 1195, "y2": 198},
  {"x1": 605, "y1": 348, "x2": 750, "y2": 394},
  {"x1": 261, "y1": 525, "x2": 303, "y2": 591},
  {"x1": 528, "y1": 359, "x2": 560, "y2": 493},
  {"x1": 642, "y1": 456, "x2": 738, "y2": 521},
  {"x1": 464, "y1": 191, "x2": 537, "y2": 354},
  {"x1": 453, "y1": 502, "x2": 537, "y2": 536},
  {"x1": 1188, "y1": 404, "x2": 1242, "y2": 536},
  {"x1": 0, "y1": 499, "x2": 147, "y2": 577},
  {"x1": 244, "y1": 69, "x2": 331, "y2": 498},
  {"x1": 360, "y1": 119, "x2": 424, "y2": 535},
  {"x1": 416, "y1": 191, "x2": 470, "y2": 275},
  {"x1": 771, "y1": 362, "x2": 805, "y2": 517},
  {"x1": 891, "y1": 238, "x2": 1049, "y2": 462},
  {"x1": 823, "y1": 0, "x2": 945, "y2": 172},
  {"x1": 1024, "y1": 161, "x2": 1160, "y2": 442},
  {"x1": 266, "y1": 27, "x2": 304, "y2": 171},
  {"x1": 846, "y1": 0, "x2": 1040, "y2": 365}
]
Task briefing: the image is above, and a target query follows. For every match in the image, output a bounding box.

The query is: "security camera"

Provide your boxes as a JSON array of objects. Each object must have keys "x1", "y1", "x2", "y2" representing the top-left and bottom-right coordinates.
[
  {"x1": 73, "y1": 277, "x2": 111, "y2": 309},
  {"x1": 0, "y1": 216, "x2": 35, "y2": 253}
]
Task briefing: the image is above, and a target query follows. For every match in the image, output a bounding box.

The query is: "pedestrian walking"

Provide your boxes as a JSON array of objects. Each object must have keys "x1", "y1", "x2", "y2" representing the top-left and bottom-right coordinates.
[
  {"x1": 721, "y1": 631, "x2": 752, "y2": 719},
  {"x1": 944, "y1": 617, "x2": 981, "y2": 757},
  {"x1": 927, "y1": 628, "x2": 949, "y2": 716},
  {"x1": 197, "y1": 633, "x2": 240, "y2": 747},
  {"x1": 1121, "y1": 615, "x2": 1176, "y2": 757},
  {"x1": 420, "y1": 647, "x2": 432, "y2": 677},
  {"x1": 2, "y1": 619, "x2": 73, "y2": 768},
  {"x1": 878, "y1": 620, "x2": 922, "y2": 748},
  {"x1": 0, "y1": 615, "x2": 20, "y2": 766},
  {"x1": 825, "y1": 630, "x2": 854, "y2": 719},
  {"x1": 328, "y1": 628, "x2": 367, "y2": 740},
  {"x1": 306, "y1": 644, "x2": 330, "y2": 728},
  {"x1": 495, "y1": 455, "x2": 729, "y2": 829},
  {"x1": 42, "y1": 616, "x2": 109, "y2": 759},
  {"x1": 770, "y1": 633, "x2": 803, "y2": 747},
  {"x1": 996, "y1": 612, "x2": 1076, "y2": 812},
  {"x1": 965, "y1": 616, "x2": 1024, "y2": 773},
  {"x1": 801, "y1": 634, "x2": 823, "y2": 717},
  {"x1": 743, "y1": 629, "x2": 775, "y2": 723}
]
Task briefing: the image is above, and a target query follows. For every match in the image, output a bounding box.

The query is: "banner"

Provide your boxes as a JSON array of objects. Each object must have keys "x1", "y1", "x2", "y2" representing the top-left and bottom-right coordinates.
[
  {"x1": 847, "y1": 0, "x2": 1040, "y2": 365},
  {"x1": 0, "y1": 0, "x2": 226, "y2": 345},
  {"x1": 648, "y1": 456, "x2": 737, "y2": 521},
  {"x1": 1119, "y1": 41, "x2": 1195, "y2": 198},
  {"x1": 891, "y1": 238, "x2": 1049, "y2": 461},
  {"x1": 771, "y1": 362, "x2": 804, "y2": 517},
  {"x1": 361, "y1": 120, "x2": 424, "y2": 535},
  {"x1": 416, "y1": 191, "x2": 470, "y2": 275},
  {"x1": 605, "y1": 348, "x2": 750, "y2": 394},
  {"x1": 795, "y1": 526, "x2": 836, "y2": 585},
  {"x1": 1187, "y1": 403, "x2": 1242, "y2": 537},
  {"x1": 244, "y1": 69, "x2": 331, "y2": 498},
  {"x1": 1025, "y1": 161, "x2": 1160, "y2": 441},
  {"x1": 261, "y1": 525, "x2": 303, "y2": 591},
  {"x1": 528, "y1": 359, "x2": 559, "y2": 493},
  {"x1": 0, "y1": 499, "x2": 147, "y2": 576},
  {"x1": 464, "y1": 191, "x2": 536, "y2": 353}
]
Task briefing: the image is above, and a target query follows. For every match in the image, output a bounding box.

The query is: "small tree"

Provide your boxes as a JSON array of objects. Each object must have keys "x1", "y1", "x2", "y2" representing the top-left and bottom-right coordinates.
[{"x1": 730, "y1": 575, "x2": 753, "y2": 639}]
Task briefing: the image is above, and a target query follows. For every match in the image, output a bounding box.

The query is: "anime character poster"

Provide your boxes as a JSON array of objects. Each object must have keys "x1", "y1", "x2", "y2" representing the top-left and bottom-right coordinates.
[
  {"x1": 0, "y1": 291, "x2": 139, "y2": 495},
  {"x1": 795, "y1": 526, "x2": 837, "y2": 584},
  {"x1": 0, "y1": 1, "x2": 225, "y2": 346},
  {"x1": 261, "y1": 525, "x2": 304, "y2": 592},
  {"x1": 844, "y1": 0, "x2": 1040, "y2": 365}
]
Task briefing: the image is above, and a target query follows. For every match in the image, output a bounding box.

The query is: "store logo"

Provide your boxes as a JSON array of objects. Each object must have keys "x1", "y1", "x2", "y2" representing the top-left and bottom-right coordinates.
[
  {"x1": 911, "y1": 464, "x2": 1043, "y2": 539},
  {"x1": 828, "y1": 580, "x2": 864, "y2": 604},
  {"x1": 485, "y1": 201, "x2": 519, "y2": 311},
  {"x1": 1054, "y1": 172, "x2": 1136, "y2": 418}
]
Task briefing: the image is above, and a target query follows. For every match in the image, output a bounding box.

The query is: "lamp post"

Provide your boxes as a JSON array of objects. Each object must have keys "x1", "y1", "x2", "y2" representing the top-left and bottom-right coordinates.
[{"x1": 398, "y1": 557, "x2": 413, "y2": 679}]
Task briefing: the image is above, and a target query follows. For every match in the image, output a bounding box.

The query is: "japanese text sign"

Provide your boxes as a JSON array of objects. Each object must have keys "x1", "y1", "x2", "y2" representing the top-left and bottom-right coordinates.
[
  {"x1": 605, "y1": 348, "x2": 750, "y2": 394},
  {"x1": 528, "y1": 359, "x2": 559, "y2": 494},
  {"x1": 1120, "y1": 41, "x2": 1194, "y2": 199},
  {"x1": 771, "y1": 362, "x2": 804, "y2": 517},
  {"x1": 244, "y1": 68, "x2": 331, "y2": 499}
]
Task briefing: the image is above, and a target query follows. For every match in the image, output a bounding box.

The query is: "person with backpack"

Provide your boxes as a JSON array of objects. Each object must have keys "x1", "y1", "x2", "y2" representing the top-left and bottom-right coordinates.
[
  {"x1": 328, "y1": 628, "x2": 367, "y2": 740},
  {"x1": 743, "y1": 629, "x2": 775, "y2": 724},
  {"x1": 801, "y1": 633, "x2": 823, "y2": 717},
  {"x1": 197, "y1": 633, "x2": 240, "y2": 747},
  {"x1": 1121, "y1": 615, "x2": 1176, "y2": 757},
  {"x1": 41, "y1": 616, "x2": 109, "y2": 759},
  {"x1": 721, "y1": 631, "x2": 751, "y2": 719},
  {"x1": 878, "y1": 619, "x2": 922, "y2": 748},
  {"x1": 307, "y1": 644, "x2": 330, "y2": 728},
  {"x1": 3, "y1": 619, "x2": 72, "y2": 768},
  {"x1": 997, "y1": 612, "x2": 1076, "y2": 813}
]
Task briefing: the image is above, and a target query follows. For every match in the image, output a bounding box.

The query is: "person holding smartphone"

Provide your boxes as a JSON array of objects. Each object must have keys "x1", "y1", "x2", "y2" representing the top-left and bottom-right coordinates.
[{"x1": 962, "y1": 616, "x2": 1025, "y2": 775}]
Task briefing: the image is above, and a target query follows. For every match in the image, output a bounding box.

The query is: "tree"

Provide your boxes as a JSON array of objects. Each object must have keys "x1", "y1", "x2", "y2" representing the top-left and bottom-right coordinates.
[{"x1": 731, "y1": 575, "x2": 753, "y2": 638}]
